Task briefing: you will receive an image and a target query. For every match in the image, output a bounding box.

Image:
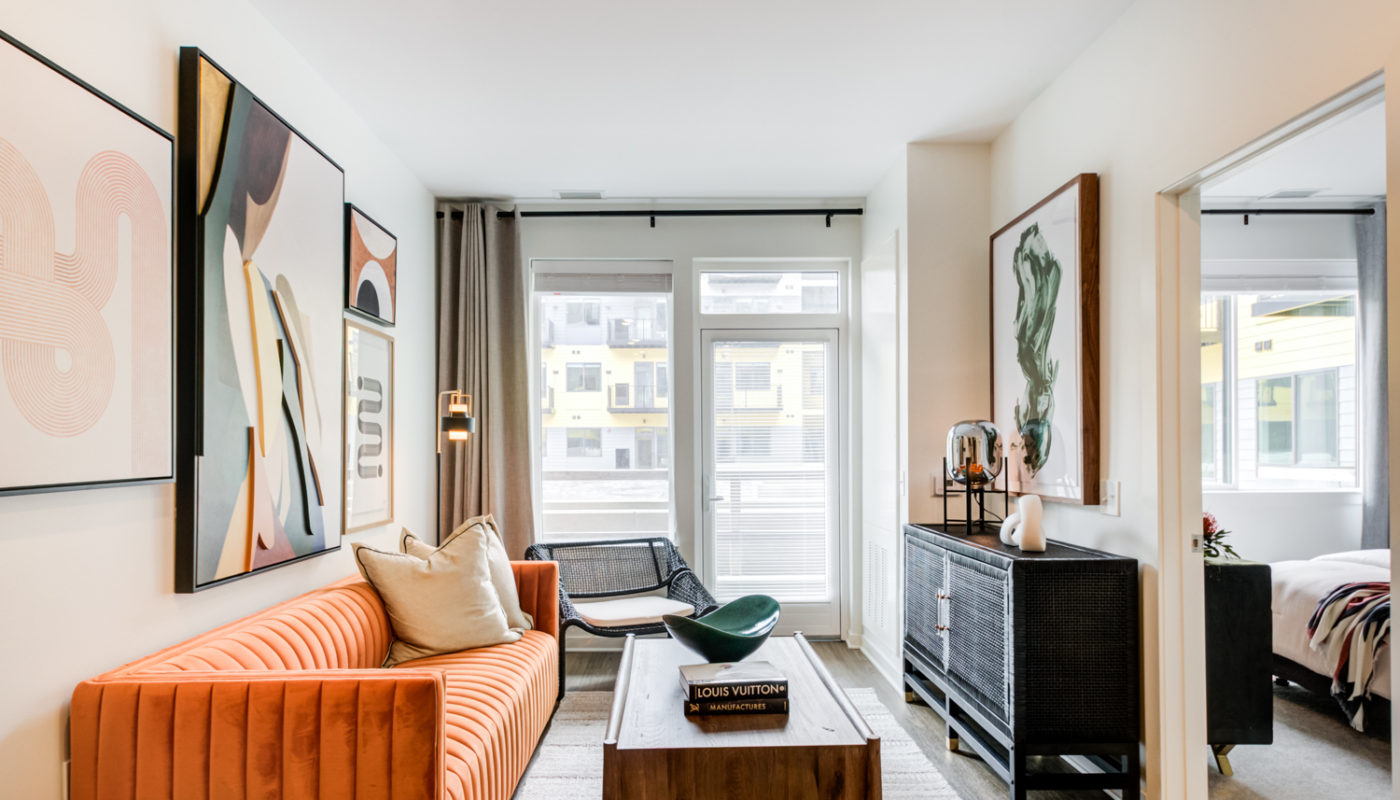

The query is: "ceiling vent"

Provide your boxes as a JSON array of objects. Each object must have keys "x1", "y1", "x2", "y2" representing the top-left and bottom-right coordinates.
[
  {"x1": 1264, "y1": 188, "x2": 1323, "y2": 199},
  {"x1": 556, "y1": 190, "x2": 604, "y2": 200}
]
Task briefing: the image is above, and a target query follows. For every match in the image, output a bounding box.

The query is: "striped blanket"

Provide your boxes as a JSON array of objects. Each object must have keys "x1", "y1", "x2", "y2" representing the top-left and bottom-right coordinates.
[{"x1": 1307, "y1": 581, "x2": 1391, "y2": 730}]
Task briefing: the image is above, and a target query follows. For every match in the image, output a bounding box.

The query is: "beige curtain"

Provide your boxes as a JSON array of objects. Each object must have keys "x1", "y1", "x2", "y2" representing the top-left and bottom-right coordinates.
[{"x1": 436, "y1": 202, "x2": 535, "y2": 555}]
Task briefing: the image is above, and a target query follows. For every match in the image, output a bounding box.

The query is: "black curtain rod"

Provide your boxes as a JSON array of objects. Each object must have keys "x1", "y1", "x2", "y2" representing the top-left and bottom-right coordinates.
[
  {"x1": 1201, "y1": 208, "x2": 1375, "y2": 216},
  {"x1": 436, "y1": 207, "x2": 863, "y2": 227}
]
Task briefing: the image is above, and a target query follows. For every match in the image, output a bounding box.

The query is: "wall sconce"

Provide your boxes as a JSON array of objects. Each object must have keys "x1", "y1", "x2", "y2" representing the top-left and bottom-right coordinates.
[{"x1": 438, "y1": 390, "x2": 476, "y2": 453}]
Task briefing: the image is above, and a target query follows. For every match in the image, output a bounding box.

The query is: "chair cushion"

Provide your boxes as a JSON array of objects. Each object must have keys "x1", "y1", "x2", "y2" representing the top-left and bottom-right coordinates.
[{"x1": 573, "y1": 596, "x2": 695, "y2": 628}]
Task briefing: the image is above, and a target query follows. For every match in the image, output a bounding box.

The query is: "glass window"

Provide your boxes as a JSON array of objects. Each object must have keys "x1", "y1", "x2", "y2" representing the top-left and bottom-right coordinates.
[
  {"x1": 536, "y1": 284, "x2": 674, "y2": 542},
  {"x1": 566, "y1": 363, "x2": 601, "y2": 392},
  {"x1": 1256, "y1": 376, "x2": 1294, "y2": 465},
  {"x1": 699, "y1": 271, "x2": 840, "y2": 314},
  {"x1": 657, "y1": 364, "x2": 669, "y2": 398},
  {"x1": 1201, "y1": 384, "x2": 1219, "y2": 482},
  {"x1": 1201, "y1": 290, "x2": 1357, "y2": 489},
  {"x1": 709, "y1": 337, "x2": 834, "y2": 603},
  {"x1": 1297, "y1": 370, "x2": 1339, "y2": 466},
  {"x1": 566, "y1": 428, "x2": 601, "y2": 457}
]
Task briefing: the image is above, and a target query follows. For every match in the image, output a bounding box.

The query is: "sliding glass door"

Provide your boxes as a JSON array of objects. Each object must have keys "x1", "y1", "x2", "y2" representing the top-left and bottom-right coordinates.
[{"x1": 701, "y1": 329, "x2": 840, "y2": 635}]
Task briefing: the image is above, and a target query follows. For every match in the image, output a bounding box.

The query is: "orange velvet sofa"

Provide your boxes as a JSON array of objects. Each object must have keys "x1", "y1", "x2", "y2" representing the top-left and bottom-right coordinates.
[{"x1": 70, "y1": 561, "x2": 559, "y2": 800}]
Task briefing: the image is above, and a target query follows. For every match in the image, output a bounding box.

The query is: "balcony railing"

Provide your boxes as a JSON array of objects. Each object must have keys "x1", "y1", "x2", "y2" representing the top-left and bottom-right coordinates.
[
  {"x1": 608, "y1": 383, "x2": 665, "y2": 413},
  {"x1": 607, "y1": 318, "x2": 666, "y2": 348}
]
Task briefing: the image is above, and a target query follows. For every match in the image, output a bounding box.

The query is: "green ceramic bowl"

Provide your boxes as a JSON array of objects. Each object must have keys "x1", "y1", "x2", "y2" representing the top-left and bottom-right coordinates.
[{"x1": 663, "y1": 595, "x2": 780, "y2": 663}]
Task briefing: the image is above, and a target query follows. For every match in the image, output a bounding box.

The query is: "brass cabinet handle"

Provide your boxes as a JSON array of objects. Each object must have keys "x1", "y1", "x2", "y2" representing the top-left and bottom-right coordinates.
[
  {"x1": 935, "y1": 593, "x2": 950, "y2": 601},
  {"x1": 935, "y1": 624, "x2": 950, "y2": 632}
]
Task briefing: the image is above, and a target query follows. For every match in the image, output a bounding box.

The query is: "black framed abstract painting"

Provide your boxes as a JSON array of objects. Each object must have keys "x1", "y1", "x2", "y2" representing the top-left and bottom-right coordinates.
[
  {"x1": 346, "y1": 205, "x2": 397, "y2": 325},
  {"x1": 989, "y1": 173, "x2": 1100, "y2": 505},
  {"x1": 343, "y1": 319, "x2": 394, "y2": 532},
  {"x1": 0, "y1": 30, "x2": 173, "y2": 496},
  {"x1": 175, "y1": 48, "x2": 346, "y2": 592}
]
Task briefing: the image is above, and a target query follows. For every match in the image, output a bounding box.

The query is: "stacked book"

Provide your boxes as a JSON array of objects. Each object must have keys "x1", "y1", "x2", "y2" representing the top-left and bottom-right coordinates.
[{"x1": 679, "y1": 661, "x2": 789, "y2": 716}]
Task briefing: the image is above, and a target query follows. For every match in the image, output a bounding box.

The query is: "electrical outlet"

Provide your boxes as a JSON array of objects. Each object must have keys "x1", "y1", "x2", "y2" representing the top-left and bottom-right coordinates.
[
  {"x1": 1101, "y1": 479, "x2": 1121, "y2": 516},
  {"x1": 931, "y1": 471, "x2": 944, "y2": 497}
]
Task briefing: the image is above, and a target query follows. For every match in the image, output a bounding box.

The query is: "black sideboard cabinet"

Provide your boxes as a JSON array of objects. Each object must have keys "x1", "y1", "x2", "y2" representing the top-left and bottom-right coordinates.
[{"x1": 903, "y1": 523, "x2": 1141, "y2": 800}]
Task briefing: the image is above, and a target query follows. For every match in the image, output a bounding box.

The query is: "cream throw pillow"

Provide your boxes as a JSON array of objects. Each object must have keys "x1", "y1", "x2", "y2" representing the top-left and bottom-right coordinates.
[
  {"x1": 403, "y1": 514, "x2": 534, "y2": 632},
  {"x1": 354, "y1": 522, "x2": 520, "y2": 667}
]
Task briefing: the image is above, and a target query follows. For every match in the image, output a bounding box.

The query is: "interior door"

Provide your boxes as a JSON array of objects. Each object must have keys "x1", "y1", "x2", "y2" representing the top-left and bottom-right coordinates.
[{"x1": 701, "y1": 329, "x2": 841, "y2": 636}]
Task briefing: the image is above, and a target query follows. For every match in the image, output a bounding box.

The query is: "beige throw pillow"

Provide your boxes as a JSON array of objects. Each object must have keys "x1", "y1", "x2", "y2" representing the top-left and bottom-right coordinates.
[
  {"x1": 403, "y1": 514, "x2": 534, "y2": 632},
  {"x1": 354, "y1": 522, "x2": 520, "y2": 667}
]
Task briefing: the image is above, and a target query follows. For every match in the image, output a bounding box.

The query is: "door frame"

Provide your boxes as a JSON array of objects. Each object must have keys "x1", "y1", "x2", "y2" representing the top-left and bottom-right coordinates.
[
  {"x1": 699, "y1": 327, "x2": 843, "y2": 636},
  {"x1": 1154, "y1": 73, "x2": 1387, "y2": 800}
]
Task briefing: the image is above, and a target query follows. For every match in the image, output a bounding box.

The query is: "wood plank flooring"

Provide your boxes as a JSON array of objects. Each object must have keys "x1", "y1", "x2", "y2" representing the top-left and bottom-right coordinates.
[
  {"x1": 564, "y1": 641, "x2": 1391, "y2": 799},
  {"x1": 564, "y1": 640, "x2": 1106, "y2": 799}
]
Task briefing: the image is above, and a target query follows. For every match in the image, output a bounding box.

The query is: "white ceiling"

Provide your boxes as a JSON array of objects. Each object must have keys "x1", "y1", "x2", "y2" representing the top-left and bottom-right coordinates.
[
  {"x1": 249, "y1": 0, "x2": 1133, "y2": 198},
  {"x1": 1203, "y1": 100, "x2": 1387, "y2": 202}
]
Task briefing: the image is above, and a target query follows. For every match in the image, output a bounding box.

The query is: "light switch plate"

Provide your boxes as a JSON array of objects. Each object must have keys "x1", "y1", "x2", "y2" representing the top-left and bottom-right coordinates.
[{"x1": 1101, "y1": 479, "x2": 1121, "y2": 516}]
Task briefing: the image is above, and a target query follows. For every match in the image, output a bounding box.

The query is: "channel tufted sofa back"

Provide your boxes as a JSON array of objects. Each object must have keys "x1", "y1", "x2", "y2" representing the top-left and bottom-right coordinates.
[{"x1": 70, "y1": 563, "x2": 560, "y2": 800}]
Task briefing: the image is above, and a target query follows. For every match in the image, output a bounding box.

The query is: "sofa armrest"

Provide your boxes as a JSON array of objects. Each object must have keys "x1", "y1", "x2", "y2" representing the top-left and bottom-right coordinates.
[
  {"x1": 70, "y1": 669, "x2": 444, "y2": 800},
  {"x1": 511, "y1": 560, "x2": 559, "y2": 639}
]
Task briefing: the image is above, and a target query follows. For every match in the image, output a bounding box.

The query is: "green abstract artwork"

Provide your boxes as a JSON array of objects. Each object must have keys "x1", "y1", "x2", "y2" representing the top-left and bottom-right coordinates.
[{"x1": 1011, "y1": 223, "x2": 1060, "y2": 477}]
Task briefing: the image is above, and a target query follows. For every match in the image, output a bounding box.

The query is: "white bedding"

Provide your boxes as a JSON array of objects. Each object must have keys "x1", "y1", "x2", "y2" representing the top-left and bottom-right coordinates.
[{"x1": 1271, "y1": 550, "x2": 1391, "y2": 700}]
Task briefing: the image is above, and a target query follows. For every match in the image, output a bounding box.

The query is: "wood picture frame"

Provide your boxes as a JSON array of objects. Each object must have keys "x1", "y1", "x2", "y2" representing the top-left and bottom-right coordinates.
[
  {"x1": 343, "y1": 318, "x2": 394, "y2": 532},
  {"x1": 0, "y1": 28, "x2": 174, "y2": 496},
  {"x1": 175, "y1": 48, "x2": 347, "y2": 592},
  {"x1": 989, "y1": 173, "x2": 1100, "y2": 505}
]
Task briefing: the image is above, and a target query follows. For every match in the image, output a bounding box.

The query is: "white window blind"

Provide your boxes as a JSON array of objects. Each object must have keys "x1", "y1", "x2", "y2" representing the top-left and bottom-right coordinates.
[{"x1": 710, "y1": 339, "x2": 832, "y2": 602}]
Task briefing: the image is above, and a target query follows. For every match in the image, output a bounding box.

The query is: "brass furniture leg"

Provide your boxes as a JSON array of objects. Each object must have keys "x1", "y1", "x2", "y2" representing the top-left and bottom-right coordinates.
[{"x1": 1212, "y1": 744, "x2": 1235, "y2": 776}]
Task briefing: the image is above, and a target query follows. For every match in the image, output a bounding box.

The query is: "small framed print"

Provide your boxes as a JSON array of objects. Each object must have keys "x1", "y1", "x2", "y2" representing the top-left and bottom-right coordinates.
[
  {"x1": 345, "y1": 204, "x2": 397, "y2": 325},
  {"x1": 344, "y1": 319, "x2": 394, "y2": 532}
]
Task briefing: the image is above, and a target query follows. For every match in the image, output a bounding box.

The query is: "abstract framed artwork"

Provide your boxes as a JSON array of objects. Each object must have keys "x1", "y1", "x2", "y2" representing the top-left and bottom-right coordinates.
[
  {"x1": 990, "y1": 173, "x2": 1100, "y2": 505},
  {"x1": 175, "y1": 48, "x2": 346, "y2": 592},
  {"x1": 346, "y1": 204, "x2": 397, "y2": 325},
  {"x1": 0, "y1": 30, "x2": 174, "y2": 496},
  {"x1": 343, "y1": 319, "x2": 394, "y2": 532}
]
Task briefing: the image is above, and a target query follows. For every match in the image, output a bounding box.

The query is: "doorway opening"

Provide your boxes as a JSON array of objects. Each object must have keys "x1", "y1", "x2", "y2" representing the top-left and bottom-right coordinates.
[{"x1": 1177, "y1": 84, "x2": 1391, "y2": 799}]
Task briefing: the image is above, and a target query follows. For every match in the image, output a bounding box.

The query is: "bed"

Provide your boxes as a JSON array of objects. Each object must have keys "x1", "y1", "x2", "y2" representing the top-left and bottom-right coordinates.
[{"x1": 1270, "y1": 549, "x2": 1391, "y2": 707}]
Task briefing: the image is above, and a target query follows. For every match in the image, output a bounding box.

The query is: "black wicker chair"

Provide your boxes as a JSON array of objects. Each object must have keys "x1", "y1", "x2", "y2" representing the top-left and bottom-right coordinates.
[{"x1": 524, "y1": 537, "x2": 718, "y2": 699}]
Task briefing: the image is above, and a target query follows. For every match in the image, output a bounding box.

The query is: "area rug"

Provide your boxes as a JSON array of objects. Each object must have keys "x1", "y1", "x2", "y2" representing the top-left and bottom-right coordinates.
[{"x1": 514, "y1": 688, "x2": 962, "y2": 799}]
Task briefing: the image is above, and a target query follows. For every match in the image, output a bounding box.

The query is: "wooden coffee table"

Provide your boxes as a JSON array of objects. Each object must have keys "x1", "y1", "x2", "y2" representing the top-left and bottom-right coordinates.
[{"x1": 603, "y1": 633, "x2": 881, "y2": 799}]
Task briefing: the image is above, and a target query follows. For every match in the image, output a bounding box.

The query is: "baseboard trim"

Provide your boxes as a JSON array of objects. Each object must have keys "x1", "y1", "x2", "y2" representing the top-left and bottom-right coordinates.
[{"x1": 859, "y1": 639, "x2": 902, "y2": 691}]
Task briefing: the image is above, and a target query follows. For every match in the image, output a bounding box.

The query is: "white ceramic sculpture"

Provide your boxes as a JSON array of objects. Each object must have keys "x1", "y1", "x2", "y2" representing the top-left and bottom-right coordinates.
[{"x1": 999, "y1": 494, "x2": 1046, "y2": 552}]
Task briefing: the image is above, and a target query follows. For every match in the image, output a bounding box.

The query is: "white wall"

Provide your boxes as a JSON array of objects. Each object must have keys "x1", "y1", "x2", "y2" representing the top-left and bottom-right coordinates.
[
  {"x1": 0, "y1": 2, "x2": 436, "y2": 797},
  {"x1": 1205, "y1": 490, "x2": 1363, "y2": 562},
  {"x1": 857, "y1": 156, "x2": 907, "y2": 681},
  {"x1": 987, "y1": 1, "x2": 1400, "y2": 797},
  {"x1": 905, "y1": 144, "x2": 993, "y2": 525},
  {"x1": 1202, "y1": 213, "x2": 1359, "y2": 261}
]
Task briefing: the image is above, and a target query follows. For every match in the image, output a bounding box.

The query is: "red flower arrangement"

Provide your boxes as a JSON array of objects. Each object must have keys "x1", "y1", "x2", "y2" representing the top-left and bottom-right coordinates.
[{"x1": 1202, "y1": 513, "x2": 1240, "y2": 559}]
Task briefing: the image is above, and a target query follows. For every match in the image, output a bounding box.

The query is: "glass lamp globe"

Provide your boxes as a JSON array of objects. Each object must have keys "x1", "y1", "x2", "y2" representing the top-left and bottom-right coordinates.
[{"x1": 946, "y1": 420, "x2": 1003, "y2": 487}]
